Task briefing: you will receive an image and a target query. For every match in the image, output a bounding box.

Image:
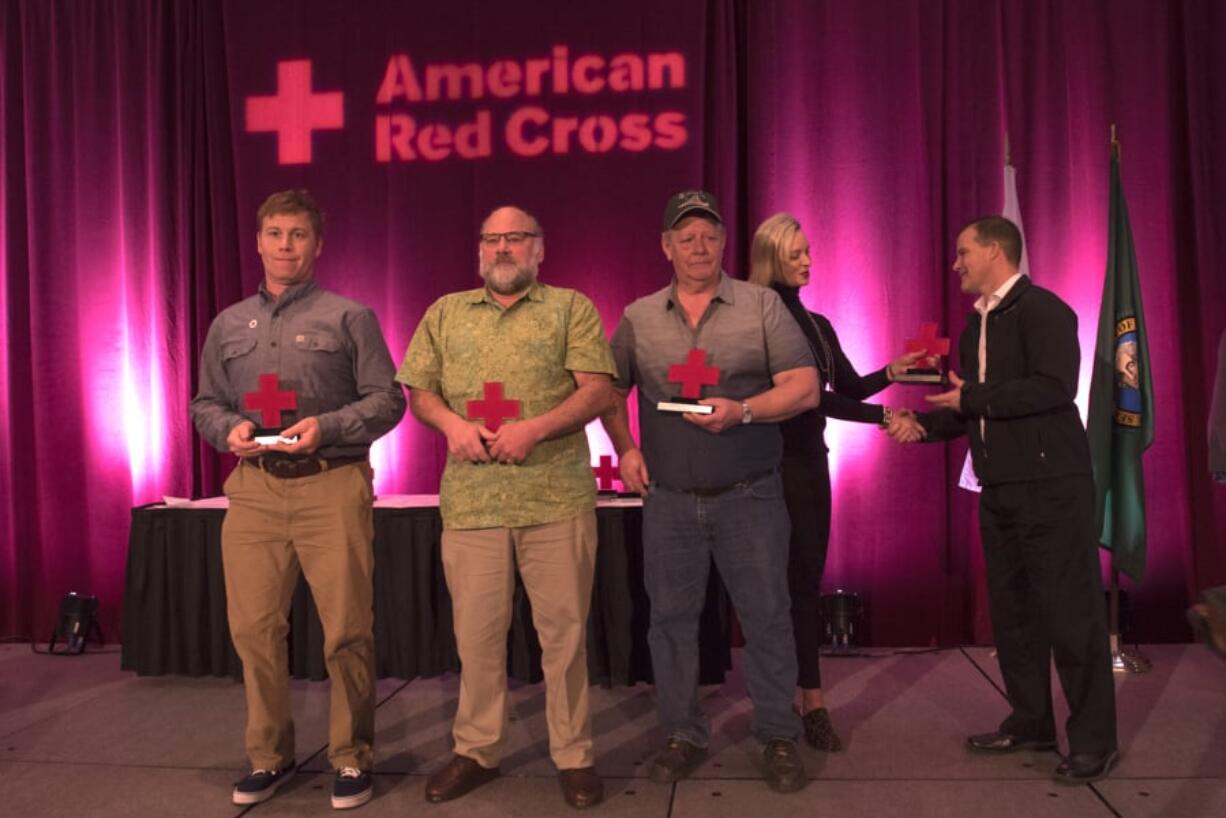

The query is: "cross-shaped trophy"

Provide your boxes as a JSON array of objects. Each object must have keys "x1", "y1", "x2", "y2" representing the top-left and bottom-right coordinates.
[
  {"x1": 244, "y1": 373, "x2": 300, "y2": 444},
  {"x1": 896, "y1": 323, "x2": 951, "y2": 384},
  {"x1": 592, "y1": 455, "x2": 620, "y2": 492},
  {"x1": 658, "y1": 348, "x2": 718, "y2": 414},
  {"x1": 466, "y1": 381, "x2": 521, "y2": 431}
]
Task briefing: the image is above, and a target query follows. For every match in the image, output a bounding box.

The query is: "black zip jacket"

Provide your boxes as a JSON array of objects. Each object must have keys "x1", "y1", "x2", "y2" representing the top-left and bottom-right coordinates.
[{"x1": 918, "y1": 275, "x2": 1092, "y2": 486}]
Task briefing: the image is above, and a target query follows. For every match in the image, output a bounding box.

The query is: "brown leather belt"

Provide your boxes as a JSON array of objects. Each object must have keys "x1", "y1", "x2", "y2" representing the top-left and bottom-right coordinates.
[{"x1": 246, "y1": 454, "x2": 367, "y2": 479}]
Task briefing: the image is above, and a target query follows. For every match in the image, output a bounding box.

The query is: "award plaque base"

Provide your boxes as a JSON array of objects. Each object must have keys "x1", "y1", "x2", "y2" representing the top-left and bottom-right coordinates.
[
  {"x1": 657, "y1": 398, "x2": 714, "y2": 415},
  {"x1": 894, "y1": 367, "x2": 945, "y2": 385},
  {"x1": 253, "y1": 428, "x2": 300, "y2": 445}
]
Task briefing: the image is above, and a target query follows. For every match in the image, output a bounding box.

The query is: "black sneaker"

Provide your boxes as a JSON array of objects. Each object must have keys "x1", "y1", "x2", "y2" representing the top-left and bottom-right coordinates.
[
  {"x1": 232, "y1": 765, "x2": 295, "y2": 805},
  {"x1": 762, "y1": 739, "x2": 806, "y2": 793},
  {"x1": 332, "y1": 767, "x2": 373, "y2": 810}
]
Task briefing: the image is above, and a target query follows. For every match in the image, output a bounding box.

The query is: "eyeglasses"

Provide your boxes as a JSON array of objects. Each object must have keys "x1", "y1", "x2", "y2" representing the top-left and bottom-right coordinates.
[{"x1": 479, "y1": 231, "x2": 540, "y2": 246}]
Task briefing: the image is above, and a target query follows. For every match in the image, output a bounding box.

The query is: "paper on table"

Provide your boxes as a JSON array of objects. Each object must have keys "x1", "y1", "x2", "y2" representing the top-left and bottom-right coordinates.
[{"x1": 160, "y1": 496, "x2": 230, "y2": 508}]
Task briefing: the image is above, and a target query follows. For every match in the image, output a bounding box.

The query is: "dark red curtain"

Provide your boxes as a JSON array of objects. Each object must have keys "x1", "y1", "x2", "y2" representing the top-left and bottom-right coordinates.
[
  {"x1": 3, "y1": 0, "x2": 1224, "y2": 646},
  {"x1": 1, "y1": 0, "x2": 242, "y2": 642}
]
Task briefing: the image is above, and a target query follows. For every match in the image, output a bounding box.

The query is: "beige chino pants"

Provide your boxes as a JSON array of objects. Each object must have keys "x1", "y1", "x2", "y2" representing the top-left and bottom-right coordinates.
[
  {"x1": 441, "y1": 510, "x2": 598, "y2": 770},
  {"x1": 221, "y1": 460, "x2": 376, "y2": 772}
]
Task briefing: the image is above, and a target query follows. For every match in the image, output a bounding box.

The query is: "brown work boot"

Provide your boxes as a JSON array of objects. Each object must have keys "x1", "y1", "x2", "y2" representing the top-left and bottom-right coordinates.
[
  {"x1": 762, "y1": 739, "x2": 806, "y2": 793},
  {"x1": 649, "y1": 737, "x2": 707, "y2": 783}
]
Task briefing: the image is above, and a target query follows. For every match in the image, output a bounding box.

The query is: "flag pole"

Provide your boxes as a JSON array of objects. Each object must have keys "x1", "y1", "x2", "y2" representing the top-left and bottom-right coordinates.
[
  {"x1": 1110, "y1": 563, "x2": 1152, "y2": 673},
  {"x1": 1105, "y1": 124, "x2": 1151, "y2": 674}
]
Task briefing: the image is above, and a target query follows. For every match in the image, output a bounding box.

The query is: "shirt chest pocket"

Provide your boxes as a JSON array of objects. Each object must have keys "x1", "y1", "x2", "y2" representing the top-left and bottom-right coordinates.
[
  {"x1": 294, "y1": 332, "x2": 343, "y2": 354},
  {"x1": 292, "y1": 331, "x2": 352, "y2": 391},
  {"x1": 222, "y1": 337, "x2": 256, "y2": 361}
]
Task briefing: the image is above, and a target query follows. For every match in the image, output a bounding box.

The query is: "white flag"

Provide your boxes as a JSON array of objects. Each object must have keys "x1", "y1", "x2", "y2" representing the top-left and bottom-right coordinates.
[
  {"x1": 958, "y1": 162, "x2": 1029, "y2": 492},
  {"x1": 1002, "y1": 163, "x2": 1030, "y2": 277}
]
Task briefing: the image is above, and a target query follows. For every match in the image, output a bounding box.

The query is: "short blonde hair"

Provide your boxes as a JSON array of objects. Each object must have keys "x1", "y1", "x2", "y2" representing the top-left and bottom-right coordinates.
[{"x1": 748, "y1": 212, "x2": 802, "y2": 287}]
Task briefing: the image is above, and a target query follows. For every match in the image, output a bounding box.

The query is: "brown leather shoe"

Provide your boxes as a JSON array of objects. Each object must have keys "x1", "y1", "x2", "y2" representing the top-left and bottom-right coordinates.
[
  {"x1": 558, "y1": 766, "x2": 603, "y2": 809},
  {"x1": 424, "y1": 755, "x2": 500, "y2": 802}
]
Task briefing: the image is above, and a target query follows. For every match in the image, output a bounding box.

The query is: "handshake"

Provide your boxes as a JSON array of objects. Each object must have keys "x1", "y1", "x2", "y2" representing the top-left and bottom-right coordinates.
[
  {"x1": 881, "y1": 407, "x2": 926, "y2": 443},
  {"x1": 878, "y1": 368, "x2": 967, "y2": 443}
]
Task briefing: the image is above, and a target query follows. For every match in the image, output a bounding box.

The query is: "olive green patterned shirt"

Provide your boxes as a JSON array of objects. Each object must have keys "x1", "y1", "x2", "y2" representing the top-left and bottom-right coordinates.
[{"x1": 397, "y1": 282, "x2": 617, "y2": 530}]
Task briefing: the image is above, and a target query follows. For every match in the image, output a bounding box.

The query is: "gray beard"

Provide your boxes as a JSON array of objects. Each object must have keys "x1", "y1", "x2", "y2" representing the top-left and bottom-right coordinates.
[{"x1": 481, "y1": 260, "x2": 536, "y2": 295}]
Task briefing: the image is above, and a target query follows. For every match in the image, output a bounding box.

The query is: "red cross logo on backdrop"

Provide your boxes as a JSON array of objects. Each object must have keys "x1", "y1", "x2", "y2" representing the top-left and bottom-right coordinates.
[{"x1": 246, "y1": 60, "x2": 344, "y2": 165}]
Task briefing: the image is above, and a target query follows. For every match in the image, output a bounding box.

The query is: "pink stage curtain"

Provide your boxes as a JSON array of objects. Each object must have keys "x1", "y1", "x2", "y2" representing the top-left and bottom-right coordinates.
[{"x1": 3, "y1": 0, "x2": 1224, "y2": 645}]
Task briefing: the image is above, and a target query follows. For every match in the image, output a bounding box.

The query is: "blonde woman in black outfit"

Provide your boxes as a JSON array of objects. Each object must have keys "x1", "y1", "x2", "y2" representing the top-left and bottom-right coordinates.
[{"x1": 748, "y1": 213, "x2": 924, "y2": 749}]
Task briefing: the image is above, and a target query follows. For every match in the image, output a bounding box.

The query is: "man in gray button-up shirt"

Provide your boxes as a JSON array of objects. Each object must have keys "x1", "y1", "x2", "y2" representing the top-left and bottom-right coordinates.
[
  {"x1": 601, "y1": 191, "x2": 818, "y2": 793},
  {"x1": 190, "y1": 190, "x2": 404, "y2": 810}
]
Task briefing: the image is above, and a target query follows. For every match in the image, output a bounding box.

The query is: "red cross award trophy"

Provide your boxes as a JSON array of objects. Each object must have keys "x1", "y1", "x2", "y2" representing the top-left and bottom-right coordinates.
[
  {"x1": 659, "y1": 348, "x2": 719, "y2": 414},
  {"x1": 592, "y1": 455, "x2": 620, "y2": 492},
  {"x1": 244, "y1": 373, "x2": 301, "y2": 444},
  {"x1": 466, "y1": 382, "x2": 521, "y2": 431},
  {"x1": 896, "y1": 323, "x2": 951, "y2": 384}
]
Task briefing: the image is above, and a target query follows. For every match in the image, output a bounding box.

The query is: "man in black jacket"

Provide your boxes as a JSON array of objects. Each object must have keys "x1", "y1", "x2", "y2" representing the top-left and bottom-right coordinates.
[{"x1": 910, "y1": 216, "x2": 1118, "y2": 783}]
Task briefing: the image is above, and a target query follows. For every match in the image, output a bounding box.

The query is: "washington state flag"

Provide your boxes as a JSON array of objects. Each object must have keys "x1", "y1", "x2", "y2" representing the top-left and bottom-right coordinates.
[{"x1": 1087, "y1": 152, "x2": 1154, "y2": 582}]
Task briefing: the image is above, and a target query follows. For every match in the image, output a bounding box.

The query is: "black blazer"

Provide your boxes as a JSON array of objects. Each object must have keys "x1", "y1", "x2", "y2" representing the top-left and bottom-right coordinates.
[{"x1": 920, "y1": 275, "x2": 1092, "y2": 486}]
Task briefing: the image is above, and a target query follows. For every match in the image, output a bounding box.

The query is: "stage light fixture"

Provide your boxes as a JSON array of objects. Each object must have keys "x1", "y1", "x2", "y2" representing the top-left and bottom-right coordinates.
[
  {"x1": 821, "y1": 589, "x2": 863, "y2": 652},
  {"x1": 47, "y1": 592, "x2": 102, "y2": 655}
]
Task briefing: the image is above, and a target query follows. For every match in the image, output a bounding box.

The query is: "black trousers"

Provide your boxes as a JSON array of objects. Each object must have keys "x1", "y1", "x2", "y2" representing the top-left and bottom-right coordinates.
[
  {"x1": 781, "y1": 453, "x2": 832, "y2": 689},
  {"x1": 980, "y1": 474, "x2": 1118, "y2": 756}
]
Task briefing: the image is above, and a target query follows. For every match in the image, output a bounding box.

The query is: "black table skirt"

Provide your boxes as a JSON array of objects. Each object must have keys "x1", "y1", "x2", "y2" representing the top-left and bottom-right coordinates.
[{"x1": 120, "y1": 504, "x2": 733, "y2": 686}]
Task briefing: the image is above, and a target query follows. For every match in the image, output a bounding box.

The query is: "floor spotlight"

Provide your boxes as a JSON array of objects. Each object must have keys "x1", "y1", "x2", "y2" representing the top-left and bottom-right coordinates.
[
  {"x1": 48, "y1": 592, "x2": 102, "y2": 655},
  {"x1": 821, "y1": 590, "x2": 863, "y2": 653}
]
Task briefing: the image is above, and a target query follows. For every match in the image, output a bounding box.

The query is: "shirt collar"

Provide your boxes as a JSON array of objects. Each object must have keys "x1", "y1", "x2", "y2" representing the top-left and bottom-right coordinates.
[
  {"x1": 974, "y1": 272, "x2": 1024, "y2": 315},
  {"x1": 467, "y1": 280, "x2": 545, "y2": 307},
  {"x1": 665, "y1": 271, "x2": 735, "y2": 309},
  {"x1": 259, "y1": 277, "x2": 318, "y2": 310}
]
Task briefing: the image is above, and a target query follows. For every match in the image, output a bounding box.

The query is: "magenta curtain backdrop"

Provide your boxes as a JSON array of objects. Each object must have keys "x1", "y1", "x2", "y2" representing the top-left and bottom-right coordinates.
[{"x1": 3, "y1": 0, "x2": 1224, "y2": 646}]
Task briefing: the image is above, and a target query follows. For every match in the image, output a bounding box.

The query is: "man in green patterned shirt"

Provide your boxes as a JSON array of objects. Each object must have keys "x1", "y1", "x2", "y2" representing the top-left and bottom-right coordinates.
[{"x1": 397, "y1": 206, "x2": 616, "y2": 810}]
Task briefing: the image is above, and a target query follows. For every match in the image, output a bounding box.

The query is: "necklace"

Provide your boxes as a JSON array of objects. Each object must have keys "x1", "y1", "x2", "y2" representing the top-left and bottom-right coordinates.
[{"x1": 801, "y1": 311, "x2": 834, "y2": 391}]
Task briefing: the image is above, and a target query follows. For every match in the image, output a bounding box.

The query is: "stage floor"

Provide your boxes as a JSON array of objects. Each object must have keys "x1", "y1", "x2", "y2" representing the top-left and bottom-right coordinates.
[{"x1": 2, "y1": 643, "x2": 1224, "y2": 817}]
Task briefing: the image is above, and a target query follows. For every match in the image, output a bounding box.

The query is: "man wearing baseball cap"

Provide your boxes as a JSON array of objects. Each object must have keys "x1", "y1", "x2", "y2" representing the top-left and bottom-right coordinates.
[{"x1": 601, "y1": 190, "x2": 820, "y2": 792}]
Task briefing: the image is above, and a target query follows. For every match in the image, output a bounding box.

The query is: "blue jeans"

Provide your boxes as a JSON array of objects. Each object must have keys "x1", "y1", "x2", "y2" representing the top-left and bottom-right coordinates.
[{"x1": 643, "y1": 471, "x2": 800, "y2": 746}]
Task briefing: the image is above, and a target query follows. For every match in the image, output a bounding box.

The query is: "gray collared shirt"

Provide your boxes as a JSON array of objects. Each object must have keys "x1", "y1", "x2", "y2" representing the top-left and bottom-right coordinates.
[
  {"x1": 610, "y1": 272, "x2": 814, "y2": 490},
  {"x1": 190, "y1": 278, "x2": 406, "y2": 457}
]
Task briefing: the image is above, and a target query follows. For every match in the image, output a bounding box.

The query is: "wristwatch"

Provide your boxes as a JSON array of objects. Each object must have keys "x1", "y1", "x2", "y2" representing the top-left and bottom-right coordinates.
[
  {"x1": 740, "y1": 401, "x2": 753, "y2": 425},
  {"x1": 880, "y1": 406, "x2": 895, "y2": 428}
]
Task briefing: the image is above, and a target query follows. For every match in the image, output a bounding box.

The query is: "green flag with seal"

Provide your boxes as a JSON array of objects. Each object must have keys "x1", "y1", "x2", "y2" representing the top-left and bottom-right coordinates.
[{"x1": 1087, "y1": 148, "x2": 1154, "y2": 582}]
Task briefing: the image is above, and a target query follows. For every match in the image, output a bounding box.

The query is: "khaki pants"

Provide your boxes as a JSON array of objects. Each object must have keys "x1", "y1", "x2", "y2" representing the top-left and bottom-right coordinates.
[
  {"x1": 442, "y1": 511, "x2": 598, "y2": 770},
  {"x1": 222, "y1": 460, "x2": 376, "y2": 771}
]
